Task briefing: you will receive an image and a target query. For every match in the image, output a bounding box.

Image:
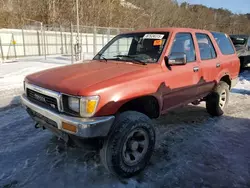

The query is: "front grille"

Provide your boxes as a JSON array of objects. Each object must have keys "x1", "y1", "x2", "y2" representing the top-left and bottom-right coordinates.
[{"x1": 27, "y1": 88, "x2": 58, "y2": 112}]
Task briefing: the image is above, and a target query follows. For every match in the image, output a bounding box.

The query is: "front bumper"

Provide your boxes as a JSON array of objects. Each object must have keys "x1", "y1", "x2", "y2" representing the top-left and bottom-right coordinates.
[{"x1": 21, "y1": 94, "x2": 115, "y2": 138}]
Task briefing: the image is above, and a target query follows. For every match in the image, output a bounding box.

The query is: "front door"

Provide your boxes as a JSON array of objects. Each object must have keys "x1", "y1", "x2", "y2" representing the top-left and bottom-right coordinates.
[{"x1": 161, "y1": 32, "x2": 202, "y2": 112}]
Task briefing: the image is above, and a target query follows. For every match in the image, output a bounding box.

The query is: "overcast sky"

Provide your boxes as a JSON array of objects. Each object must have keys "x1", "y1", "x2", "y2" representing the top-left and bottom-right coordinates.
[{"x1": 177, "y1": 0, "x2": 250, "y2": 14}]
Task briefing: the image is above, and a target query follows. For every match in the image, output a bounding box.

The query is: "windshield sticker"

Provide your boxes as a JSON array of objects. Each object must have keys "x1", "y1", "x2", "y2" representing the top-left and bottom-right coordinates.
[
  {"x1": 153, "y1": 40, "x2": 163, "y2": 46},
  {"x1": 143, "y1": 34, "x2": 164, "y2": 39}
]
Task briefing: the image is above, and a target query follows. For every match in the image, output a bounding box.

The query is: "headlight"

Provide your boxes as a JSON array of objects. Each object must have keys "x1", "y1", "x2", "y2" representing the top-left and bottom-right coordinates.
[
  {"x1": 68, "y1": 97, "x2": 80, "y2": 113},
  {"x1": 80, "y1": 96, "x2": 100, "y2": 117},
  {"x1": 67, "y1": 95, "x2": 99, "y2": 117}
]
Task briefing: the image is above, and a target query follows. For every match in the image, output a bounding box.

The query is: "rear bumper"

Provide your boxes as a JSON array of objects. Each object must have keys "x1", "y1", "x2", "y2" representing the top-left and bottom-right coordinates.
[{"x1": 21, "y1": 94, "x2": 115, "y2": 138}]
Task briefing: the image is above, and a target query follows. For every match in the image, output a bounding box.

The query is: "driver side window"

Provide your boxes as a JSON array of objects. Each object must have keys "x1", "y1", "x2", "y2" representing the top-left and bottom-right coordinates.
[{"x1": 170, "y1": 33, "x2": 196, "y2": 62}]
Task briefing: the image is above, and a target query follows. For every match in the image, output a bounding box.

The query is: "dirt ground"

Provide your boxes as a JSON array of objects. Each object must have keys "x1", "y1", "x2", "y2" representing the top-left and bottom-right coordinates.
[{"x1": 1, "y1": 86, "x2": 250, "y2": 187}]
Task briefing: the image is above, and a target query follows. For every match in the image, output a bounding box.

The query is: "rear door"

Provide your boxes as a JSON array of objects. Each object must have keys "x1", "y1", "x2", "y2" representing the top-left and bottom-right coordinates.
[
  {"x1": 211, "y1": 32, "x2": 240, "y2": 80},
  {"x1": 195, "y1": 33, "x2": 219, "y2": 96},
  {"x1": 161, "y1": 32, "x2": 202, "y2": 112}
]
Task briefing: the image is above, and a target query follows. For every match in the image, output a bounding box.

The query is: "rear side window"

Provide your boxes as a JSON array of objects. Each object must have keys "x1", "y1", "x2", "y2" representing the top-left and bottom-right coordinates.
[
  {"x1": 196, "y1": 33, "x2": 217, "y2": 60},
  {"x1": 170, "y1": 33, "x2": 196, "y2": 62},
  {"x1": 212, "y1": 32, "x2": 235, "y2": 55}
]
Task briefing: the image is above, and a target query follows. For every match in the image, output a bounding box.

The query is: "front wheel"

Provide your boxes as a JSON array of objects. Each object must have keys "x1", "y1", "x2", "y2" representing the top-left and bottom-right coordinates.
[
  {"x1": 100, "y1": 111, "x2": 155, "y2": 178},
  {"x1": 206, "y1": 81, "x2": 229, "y2": 116}
]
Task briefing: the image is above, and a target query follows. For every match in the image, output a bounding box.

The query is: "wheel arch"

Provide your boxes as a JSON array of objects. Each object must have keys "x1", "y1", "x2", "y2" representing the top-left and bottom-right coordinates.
[
  {"x1": 219, "y1": 74, "x2": 232, "y2": 89},
  {"x1": 117, "y1": 95, "x2": 161, "y2": 119}
]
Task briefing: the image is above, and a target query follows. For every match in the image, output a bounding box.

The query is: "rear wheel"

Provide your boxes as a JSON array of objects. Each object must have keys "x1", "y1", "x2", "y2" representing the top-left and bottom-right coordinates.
[
  {"x1": 100, "y1": 111, "x2": 155, "y2": 178},
  {"x1": 206, "y1": 81, "x2": 229, "y2": 116}
]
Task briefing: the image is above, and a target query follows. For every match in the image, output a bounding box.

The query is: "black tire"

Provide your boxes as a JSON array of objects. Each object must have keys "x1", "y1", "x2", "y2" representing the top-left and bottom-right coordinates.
[
  {"x1": 100, "y1": 111, "x2": 155, "y2": 178},
  {"x1": 206, "y1": 81, "x2": 229, "y2": 116}
]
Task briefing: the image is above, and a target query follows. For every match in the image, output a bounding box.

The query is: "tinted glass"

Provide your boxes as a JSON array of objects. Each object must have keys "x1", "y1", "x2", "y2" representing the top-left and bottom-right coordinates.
[
  {"x1": 212, "y1": 32, "x2": 235, "y2": 55},
  {"x1": 170, "y1": 33, "x2": 196, "y2": 62},
  {"x1": 94, "y1": 32, "x2": 169, "y2": 63},
  {"x1": 230, "y1": 35, "x2": 248, "y2": 46},
  {"x1": 196, "y1": 33, "x2": 216, "y2": 60}
]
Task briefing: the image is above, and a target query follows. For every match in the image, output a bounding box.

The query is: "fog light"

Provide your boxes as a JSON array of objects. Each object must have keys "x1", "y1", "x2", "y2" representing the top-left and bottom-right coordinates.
[{"x1": 62, "y1": 122, "x2": 77, "y2": 133}]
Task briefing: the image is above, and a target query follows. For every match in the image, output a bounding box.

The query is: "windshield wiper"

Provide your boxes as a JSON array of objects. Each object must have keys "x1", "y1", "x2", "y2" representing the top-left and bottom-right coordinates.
[
  {"x1": 95, "y1": 53, "x2": 107, "y2": 62},
  {"x1": 114, "y1": 55, "x2": 146, "y2": 65},
  {"x1": 101, "y1": 56, "x2": 108, "y2": 62}
]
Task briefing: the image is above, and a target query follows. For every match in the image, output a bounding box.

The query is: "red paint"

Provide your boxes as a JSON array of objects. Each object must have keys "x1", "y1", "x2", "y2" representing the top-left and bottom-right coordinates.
[{"x1": 26, "y1": 28, "x2": 240, "y2": 117}]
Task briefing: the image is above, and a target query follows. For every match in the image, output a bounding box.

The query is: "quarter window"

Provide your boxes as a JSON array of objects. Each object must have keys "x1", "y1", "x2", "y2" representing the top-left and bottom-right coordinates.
[
  {"x1": 196, "y1": 33, "x2": 216, "y2": 60},
  {"x1": 212, "y1": 32, "x2": 235, "y2": 55},
  {"x1": 170, "y1": 33, "x2": 196, "y2": 62}
]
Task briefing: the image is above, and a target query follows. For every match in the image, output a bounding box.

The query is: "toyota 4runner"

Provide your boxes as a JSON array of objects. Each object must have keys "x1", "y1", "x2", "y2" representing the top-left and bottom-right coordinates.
[{"x1": 21, "y1": 28, "x2": 240, "y2": 177}]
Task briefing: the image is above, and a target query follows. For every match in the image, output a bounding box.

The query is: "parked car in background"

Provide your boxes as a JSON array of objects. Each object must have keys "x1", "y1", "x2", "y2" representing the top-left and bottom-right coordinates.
[
  {"x1": 21, "y1": 28, "x2": 240, "y2": 178},
  {"x1": 230, "y1": 34, "x2": 250, "y2": 69}
]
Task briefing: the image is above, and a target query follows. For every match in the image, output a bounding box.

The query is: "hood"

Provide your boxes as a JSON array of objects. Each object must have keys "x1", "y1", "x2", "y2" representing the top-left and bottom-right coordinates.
[{"x1": 26, "y1": 60, "x2": 150, "y2": 95}]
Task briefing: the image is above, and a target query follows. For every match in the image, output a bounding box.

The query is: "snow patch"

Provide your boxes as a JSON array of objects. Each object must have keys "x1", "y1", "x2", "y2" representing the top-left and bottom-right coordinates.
[
  {"x1": 232, "y1": 70, "x2": 250, "y2": 95},
  {"x1": 0, "y1": 56, "x2": 71, "y2": 108}
]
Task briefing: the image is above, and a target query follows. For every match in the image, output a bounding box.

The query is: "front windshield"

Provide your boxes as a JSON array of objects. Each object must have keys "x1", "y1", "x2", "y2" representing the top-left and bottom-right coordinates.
[
  {"x1": 94, "y1": 32, "x2": 169, "y2": 63},
  {"x1": 230, "y1": 35, "x2": 248, "y2": 46}
]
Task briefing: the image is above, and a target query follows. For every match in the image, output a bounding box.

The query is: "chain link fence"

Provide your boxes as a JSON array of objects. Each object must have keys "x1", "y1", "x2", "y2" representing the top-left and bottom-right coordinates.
[{"x1": 0, "y1": 24, "x2": 133, "y2": 63}]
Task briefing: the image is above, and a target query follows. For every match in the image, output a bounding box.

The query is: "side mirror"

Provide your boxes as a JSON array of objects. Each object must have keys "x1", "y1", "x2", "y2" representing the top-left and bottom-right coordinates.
[{"x1": 168, "y1": 52, "x2": 187, "y2": 65}]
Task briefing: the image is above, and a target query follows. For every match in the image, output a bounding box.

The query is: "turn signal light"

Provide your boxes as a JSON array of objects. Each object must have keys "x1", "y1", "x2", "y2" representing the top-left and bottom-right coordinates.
[
  {"x1": 86, "y1": 100, "x2": 97, "y2": 113},
  {"x1": 62, "y1": 122, "x2": 77, "y2": 133}
]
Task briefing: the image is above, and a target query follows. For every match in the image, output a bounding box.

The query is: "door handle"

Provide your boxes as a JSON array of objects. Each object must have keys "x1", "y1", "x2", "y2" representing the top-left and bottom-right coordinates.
[
  {"x1": 216, "y1": 63, "x2": 220, "y2": 68},
  {"x1": 193, "y1": 67, "x2": 199, "y2": 72}
]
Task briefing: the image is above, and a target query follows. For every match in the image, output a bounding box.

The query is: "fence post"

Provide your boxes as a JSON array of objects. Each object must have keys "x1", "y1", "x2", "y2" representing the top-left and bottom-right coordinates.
[
  {"x1": 60, "y1": 25, "x2": 64, "y2": 54},
  {"x1": 37, "y1": 30, "x2": 41, "y2": 56},
  {"x1": 116, "y1": 28, "x2": 120, "y2": 52},
  {"x1": 93, "y1": 26, "x2": 97, "y2": 56},
  {"x1": 70, "y1": 23, "x2": 74, "y2": 64},
  {"x1": 64, "y1": 33, "x2": 68, "y2": 54},
  {"x1": 41, "y1": 23, "x2": 47, "y2": 60},
  {"x1": 22, "y1": 28, "x2": 26, "y2": 56},
  {"x1": 55, "y1": 30, "x2": 58, "y2": 54},
  {"x1": 85, "y1": 34, "x2": 88, "y2": 54},
  {"x1": 107, "y1": 27, "x2": 110, "y2": 42},
  {"x1": 102, "y1": 32, "x2": 105, "y2": 47},
  {"x1": 46, "y1": 31, "x2": 49, "y2": 55},
  {"x1": 107, "y1": 28, "x2": 110, "y2": 55},
  {"x1": 0, "y1": 37, "x2": 4, "y2": 62},
  {"x1": 12, "y1": 34, "x2": 17, "y2": 59},
  {"x1": 80, "y1": 31, "x2": 83, "y2": 60}
]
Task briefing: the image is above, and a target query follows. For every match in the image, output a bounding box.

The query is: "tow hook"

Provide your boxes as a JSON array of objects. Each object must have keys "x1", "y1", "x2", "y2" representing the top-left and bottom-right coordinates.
[{"x1": 34, "y1": 123, "x2": 40, "y2": 129}]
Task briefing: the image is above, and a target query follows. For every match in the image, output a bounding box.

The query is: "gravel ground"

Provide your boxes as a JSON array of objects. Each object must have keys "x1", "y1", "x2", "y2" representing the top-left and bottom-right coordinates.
[{"x1": 1, "y1": 70, "x2": 250, "y2": 188}]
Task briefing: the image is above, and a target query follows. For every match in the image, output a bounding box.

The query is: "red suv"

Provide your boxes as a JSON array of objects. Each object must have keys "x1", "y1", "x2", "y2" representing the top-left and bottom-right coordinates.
[{"x1": 21, "y1": 28, "x2": 240, "y2": 177}]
